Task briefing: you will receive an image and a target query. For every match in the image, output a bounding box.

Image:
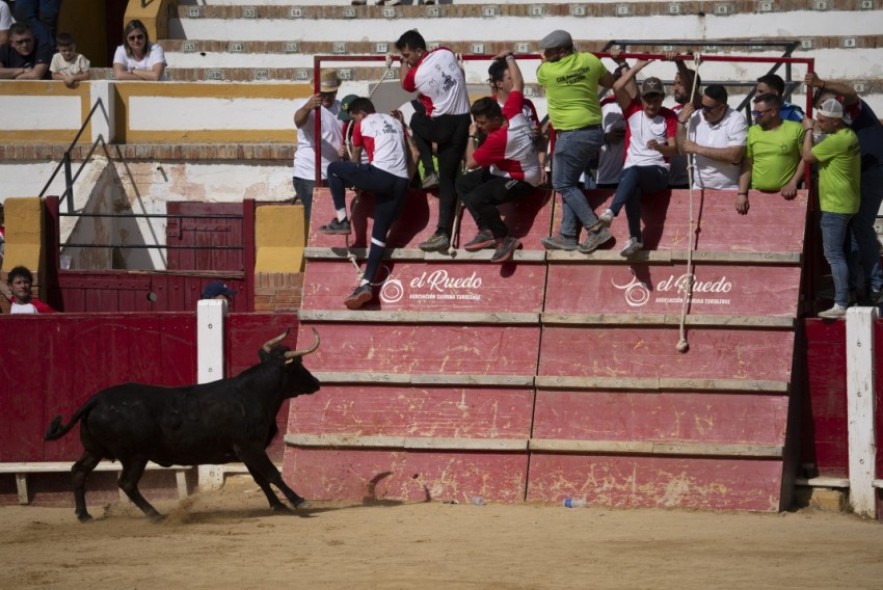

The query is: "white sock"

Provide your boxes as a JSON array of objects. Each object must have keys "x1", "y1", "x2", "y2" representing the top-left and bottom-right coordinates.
[
  {"x1": 359, "y1": 279, "x2": 369, "y2": 287},
  {"x1": 336, "y1": 209, "x2": 347, "y2": 222}
]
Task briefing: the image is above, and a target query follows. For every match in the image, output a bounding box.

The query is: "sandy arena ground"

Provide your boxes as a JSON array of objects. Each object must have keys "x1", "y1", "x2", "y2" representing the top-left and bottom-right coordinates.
[{"x1": 2, "y1": 477, "x2": 882, "y2": 590}]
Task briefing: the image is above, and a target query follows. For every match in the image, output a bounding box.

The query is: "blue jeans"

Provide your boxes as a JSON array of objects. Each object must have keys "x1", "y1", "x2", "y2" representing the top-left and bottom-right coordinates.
[
  {"x1": 821, "y1": 211, "x2": 854, "y2": 308},
  {"x1": 12, "y1": 0, "x2": 61, "y2": 46},
  {"x1": 293, "y1": 177, "x2": 316, "y2": 223},
  {"x1": 848, "y1": 164, "x2": 883, "y2": 294},
  {"x1": 551, "y1": 127, "x2": 605, "y2": 238},
  {"x1": 609, "y1": 165, "x2": 669, "y2": 241}
]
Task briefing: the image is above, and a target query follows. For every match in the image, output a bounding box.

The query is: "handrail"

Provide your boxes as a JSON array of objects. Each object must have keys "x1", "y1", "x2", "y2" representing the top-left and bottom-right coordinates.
[{"x1": 38, "y1": 98, "x2": 109, "y2": 214}]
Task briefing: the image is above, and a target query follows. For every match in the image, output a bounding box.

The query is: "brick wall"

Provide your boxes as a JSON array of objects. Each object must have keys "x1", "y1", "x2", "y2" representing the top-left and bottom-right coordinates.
[{"x1": 254, "y1": 272, "x2": 303, "y2": 312}]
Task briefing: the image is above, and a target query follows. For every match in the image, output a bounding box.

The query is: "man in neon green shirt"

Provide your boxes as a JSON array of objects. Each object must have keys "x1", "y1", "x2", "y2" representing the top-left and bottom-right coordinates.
[
  {"x1": 801, "y1": 98, "x2": 861, "y2": 318},
  {"x1": 736, "y1": 93, "x2": 805, "y2": 214},
  {"x1": 536, "y1": 29, "x2": 615, "y2": 253}
]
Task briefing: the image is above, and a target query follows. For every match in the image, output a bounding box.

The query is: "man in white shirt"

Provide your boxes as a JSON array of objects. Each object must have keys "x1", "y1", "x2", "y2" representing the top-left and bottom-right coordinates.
[
  {"x1": 676, "y1": 84, "x2": 748, "y2": 190},
  {"x1": 292, "y1": 69, "x2": 344, "y2": 223}
]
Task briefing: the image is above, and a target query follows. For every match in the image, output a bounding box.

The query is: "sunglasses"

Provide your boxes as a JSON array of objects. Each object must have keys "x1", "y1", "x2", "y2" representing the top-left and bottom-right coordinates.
[
  {"x1": 127, "y1": 33, "x2": 145, "y2": 41},
  {"x1": 751, "y1": 109, "x2": 771, "y2": 118}
]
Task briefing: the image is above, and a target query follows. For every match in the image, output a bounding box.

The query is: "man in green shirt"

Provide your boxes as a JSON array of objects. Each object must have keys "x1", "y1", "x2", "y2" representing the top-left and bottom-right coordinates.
[
  {"x1": 536, "y1": 29, "x2": 615, "y2": 252},
  {"x1": 801, "y1": 98, "x2": 861, "y2": 318},
  {"x1": 736, "y1": 93, "x2": 805, "y2": 214}
]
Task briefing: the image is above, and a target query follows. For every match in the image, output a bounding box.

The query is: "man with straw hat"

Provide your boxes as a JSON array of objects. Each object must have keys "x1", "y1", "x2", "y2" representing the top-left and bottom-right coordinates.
[{"x1": 292, "y1": 68, "x2": 345, "y2": 222}]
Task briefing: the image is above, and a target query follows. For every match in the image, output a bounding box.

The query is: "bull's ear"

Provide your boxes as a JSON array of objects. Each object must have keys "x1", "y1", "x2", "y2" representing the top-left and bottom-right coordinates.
[{"x1": 258, "y1": 349, "x2": 270, "y2": 362}]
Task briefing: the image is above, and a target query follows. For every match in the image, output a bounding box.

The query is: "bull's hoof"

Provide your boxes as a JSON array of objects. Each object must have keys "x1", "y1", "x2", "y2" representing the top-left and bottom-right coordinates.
[
  {"x1": 294, "y1": 499, "x2": 312, "y2": 510},
  {"x1": 76, "y1": 512, "x2": 93, "y2": 523}
]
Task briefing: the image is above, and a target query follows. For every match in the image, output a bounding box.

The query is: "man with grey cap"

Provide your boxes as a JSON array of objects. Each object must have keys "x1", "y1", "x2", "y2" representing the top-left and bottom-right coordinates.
[
  {"x1": 536, "y1": 29, "x2": 615, "y2": 252},
  {"x1": 595, "y1": 59, "x2": 678, "y2": 257}
]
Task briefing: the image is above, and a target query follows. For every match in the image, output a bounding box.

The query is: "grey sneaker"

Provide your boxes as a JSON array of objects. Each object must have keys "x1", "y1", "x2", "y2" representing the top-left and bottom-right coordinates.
[
  {"x1": 817, "y1": 304, "x2": 847, "y2": 319},
  {"x1": 464, "y1": 229, "x2": 495, "y2": 251},
  {"x1": 619, "y1": 237, "x2": 643, "y2": 257},
  {"x1": 541, "y1": 235, "x2": 578, "y2": 251},
  {"x1": 319, "y1": 218, "x2": 351, "y2": 235},
  {"x1": 421, "y1": 172, "x2": 439, "y2": 190},
  {"x1": 598, "y1": 209, "x2": 614, "y2": 228},
  {"x1": 418, "y1": 231, "x2": 450, "y2": 252},
  {"x1": 344, "y1": 284, "x2": 373, "y2": 309},
  {"x1": 578, "y1": 227, "x2": 613, "y2": 254},
  {"x1": 491, "y1": 236, "x2": 521, "y2": 263}
]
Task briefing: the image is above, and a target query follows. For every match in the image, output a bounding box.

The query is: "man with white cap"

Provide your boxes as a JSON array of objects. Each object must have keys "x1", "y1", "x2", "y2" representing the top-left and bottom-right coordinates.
[
  {"x1": 292, "y1": 68, "x2": 344, "y2": 223},
  {"x1": 800, "y1": 98, "x2": 861, "y2": 318},
  {"x1": 536, "y1": 29, "x2": 615, "y2": 252},
  {"x1": 806, "y1": 71, "x2": 883, "y2": 306}
]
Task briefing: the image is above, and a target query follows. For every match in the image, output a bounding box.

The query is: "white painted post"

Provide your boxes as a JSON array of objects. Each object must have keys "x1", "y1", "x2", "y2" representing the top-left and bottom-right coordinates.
[
  {"x1": 197, "y1": 299, "x2": 227, "y2": 490},
  {"x1": 845, "y1": 306, "x2": 878, "y2": 518},
  {"x1": 89, "y1": 81, "x2": 114, "y2": 143}
]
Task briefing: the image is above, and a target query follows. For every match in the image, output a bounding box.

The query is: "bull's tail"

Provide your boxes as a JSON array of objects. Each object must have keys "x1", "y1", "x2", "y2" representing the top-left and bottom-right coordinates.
[{"x1": 44, "y1": 398, "x2": 98, "y2": 441}]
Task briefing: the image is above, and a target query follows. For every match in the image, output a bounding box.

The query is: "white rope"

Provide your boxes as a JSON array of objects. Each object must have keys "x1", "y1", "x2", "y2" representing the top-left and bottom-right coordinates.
[
  {"x1": 345, "y1": 189, "x2": 363, "y2": 279},
  {"x1": 675, "y1": 53, "x2": 702, "y2": 353}
]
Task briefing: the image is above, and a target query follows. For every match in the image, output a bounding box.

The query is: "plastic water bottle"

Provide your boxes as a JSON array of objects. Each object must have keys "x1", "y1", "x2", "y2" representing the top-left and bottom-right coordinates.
[
  {"x1": 470, "y1": 496, "x2": 486, "y2": 506},
  {"x1": 563, "y1": 497, "x2": 587, "y2": 508}
]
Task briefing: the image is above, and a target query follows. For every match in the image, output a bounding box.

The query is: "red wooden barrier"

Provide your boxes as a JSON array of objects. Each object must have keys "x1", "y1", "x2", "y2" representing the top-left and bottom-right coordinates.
[{"x1": 0, "y1": 312, "x2": 298, "y2": 505}]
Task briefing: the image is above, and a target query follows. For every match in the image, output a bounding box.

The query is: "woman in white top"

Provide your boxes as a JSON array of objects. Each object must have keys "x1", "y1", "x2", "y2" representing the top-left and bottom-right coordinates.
[{"x1": 112, "y1": 19, "x2": 167, "y2": 81}]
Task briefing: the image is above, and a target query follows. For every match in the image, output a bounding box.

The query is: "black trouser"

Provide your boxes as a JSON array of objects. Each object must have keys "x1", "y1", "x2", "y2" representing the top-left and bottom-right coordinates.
[
  {"x1": 327, "y1": 161, "x2": 409, "y2": 284},
  {"x1": 457, "y1": 168, "x2": 533, "y2": 239},
  {"x1": 409, "y1": 109, "x2": 471, "y2": 234}
]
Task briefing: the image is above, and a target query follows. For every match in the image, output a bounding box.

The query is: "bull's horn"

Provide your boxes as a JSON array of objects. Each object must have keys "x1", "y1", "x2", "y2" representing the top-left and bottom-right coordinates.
[
  {"x1": 262, "y1": 328, "x2": 291, "y2": 353},
  {"x1": 284, "y1": 328, "x2": 320, "y2": 359}
]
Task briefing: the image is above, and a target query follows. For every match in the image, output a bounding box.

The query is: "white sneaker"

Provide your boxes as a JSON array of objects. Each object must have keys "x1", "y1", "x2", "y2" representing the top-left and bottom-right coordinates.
[
  {"x1": 598, "y1": 209, "x2": 614, "y2": 228},
  {"x1": 620, "y1": 237, "x2": 643, "y2": 257},
  {"x1": 818, "y1": 304, "x2": 847, "y2": 319}
]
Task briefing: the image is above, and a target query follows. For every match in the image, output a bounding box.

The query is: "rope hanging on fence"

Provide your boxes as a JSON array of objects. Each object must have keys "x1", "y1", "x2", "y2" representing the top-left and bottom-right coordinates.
[{"x1": 675, "y1": 53, "x2": 703, "y2": 354}]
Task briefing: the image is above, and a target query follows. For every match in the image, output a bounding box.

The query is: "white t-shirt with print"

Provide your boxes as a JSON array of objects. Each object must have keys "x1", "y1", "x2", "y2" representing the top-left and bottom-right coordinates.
[
  {"x1": 113, "y1": 43, "x2": 167, "y2": 80},
  {"x1": 50, "y1": 53, "x2": 90, "y2": 76},
  {"x1": 292, "y1": 100, "x2": 343, "y2": 181},
  {"x1": 686, "y1": 107, "x2": 748, "y2": 190}
]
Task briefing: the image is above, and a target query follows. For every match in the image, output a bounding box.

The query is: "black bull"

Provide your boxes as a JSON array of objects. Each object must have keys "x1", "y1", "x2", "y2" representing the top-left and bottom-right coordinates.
[{"x1": 44, "y1": 328, "x2": 321, "y2": 522}]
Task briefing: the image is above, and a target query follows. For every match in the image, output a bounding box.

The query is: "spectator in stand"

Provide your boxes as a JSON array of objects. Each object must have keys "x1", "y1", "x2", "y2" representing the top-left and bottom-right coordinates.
[
  {"x1": 201, "y1": 281, "x2": 237, "y2": 301},
  {"x1": 395, "y1": 29, "x2": 471, "y2": 252},
  {"x1": 318, "y1": 97, "x2": 414, "y2": 310},
  {"x1": 806, "y1": 72, "x2": 883, "y2": 306},
  {"x1": 12, "y1": 0, "x2": 60, "y2": 48},
  {"x1": 459, "y1": 53, "x2": 541, "y2": 263},
  {"x1": 667, "y1": 54, "x2": 702, "y2": 188},
  {"x1": 0, "y1": 0, "x2": 13, "y2": 47},
  {"x1": 800, "y1": 99, "x2": 861, "y2": 319},
  {"x1": 676, "y1": 84, "x2": 748, "y2": 190},
  {"x1": 50, "y1": 32, "x2": 89, "y2": 88},
  {"x1": 736, "y1": 93, "x2": 805, "y2": 214},
  {"x1": 0, "y1": 22, "x2": 51, "y2": 79},
  {"x1": 6, "y1": 265, "x2": 55, "y2": 314},
  {"x1": 487, "y1": 55, "x2": 547, "y2": 185},
  {"x1": 755, "y1": 73, "x2": 804, "y2": 122},
  {"x1": 595, "y1": 60, "x2": 679, "y2": 257},
  {"x1": 536, "y1": 29, "x2": 615, "y2": 252},
  {"x1": 292, "y1": 69, "x2": 344, "y2": 222},
  {"x1": 112, "y1": 19, "x2": 167, "y2": 81}
]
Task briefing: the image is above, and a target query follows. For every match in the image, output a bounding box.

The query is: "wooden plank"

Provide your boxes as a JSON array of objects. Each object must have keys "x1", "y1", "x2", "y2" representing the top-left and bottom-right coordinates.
[
  {"x1": 299, "y1": 309, "x2": 539, "y2": 324},
  {"x1": 541, "y1": 312, "x2": 794, "y2": 328},
  {"x1": 528, "y1": 439, "x2": 782, "y2": 457},
  {"x1": 532, "y1": 391, "x2": 789, "y2": 446},
  {"x1": 301, "y1": 259, "x2": 546, "y2": 313},
  {"x1": 796, "y1": 476, "x2": 850, "y2": 488},
  {"x1": 534, "y1": 376, "x2": 789, "y2": 392},
  {"x1": 312, "y1": 372, "x2": 535, "y2": 386},
  {"x1": 305, "y1": 246, "x2": 546, "y2": 263},
  {"x1": 285, "y1": 434, "x2": 527, "y2": 451},
  {"x1": 282, "y1": 447, "x2": 528, "y2": 503},
  {"x1": 538, "y1": 326, "x2": 794, "y2": 383},
  {"x1": 526, "y1": 453, "x2": 783, "y2": 510},
  {"x1": 545, "y1": 264, "x2": 802, "y2": 317},
  {"x1": 846, "y1": 306, "x2": 879, "y2": 518},
  {"x1": 546, "y1": 250, "x2": 801, "y2": 264},
  {"x1": 296, "y1": 323, "x2": 540, "y2": 376},
  {"x1": 288, "y1": 384, "x2": 534, "y2": 440}
]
